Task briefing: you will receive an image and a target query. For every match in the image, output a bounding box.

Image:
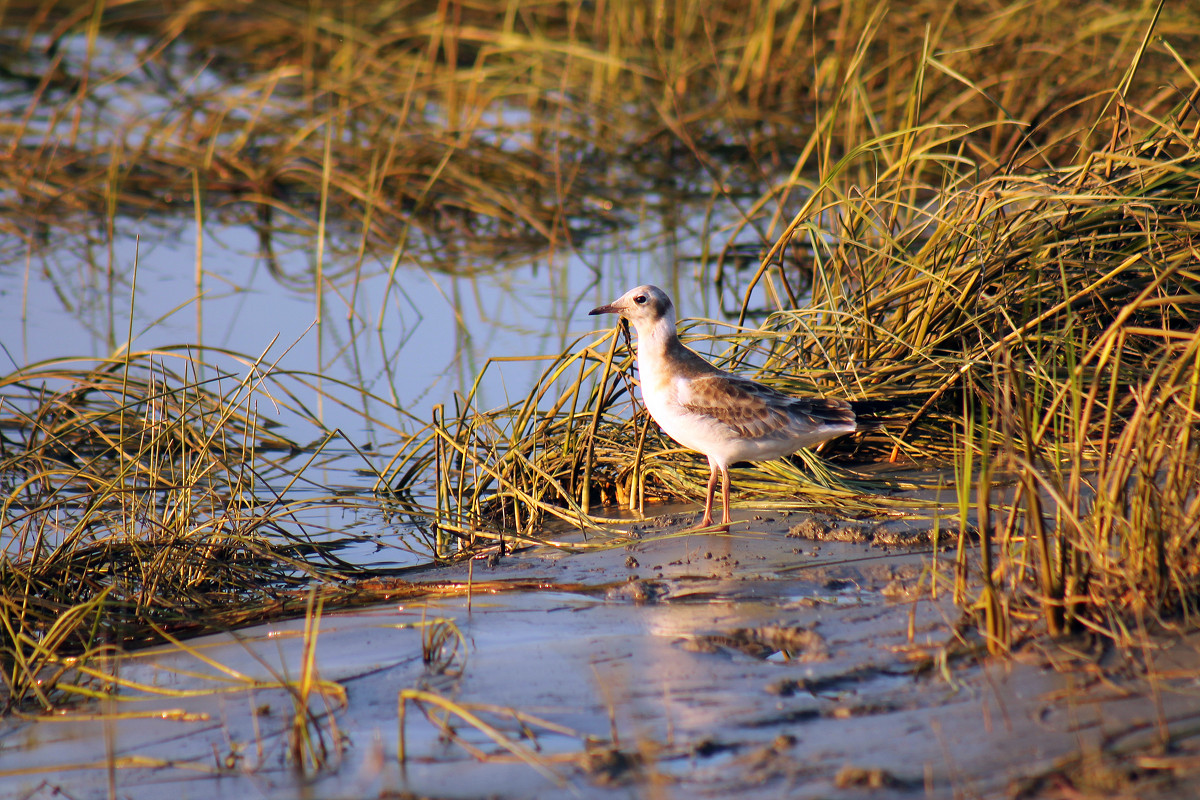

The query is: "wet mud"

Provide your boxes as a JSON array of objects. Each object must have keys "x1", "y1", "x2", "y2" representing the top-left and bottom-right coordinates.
[{"x1": 3, "y1": 508, "x2": 1199, "y2": 799}]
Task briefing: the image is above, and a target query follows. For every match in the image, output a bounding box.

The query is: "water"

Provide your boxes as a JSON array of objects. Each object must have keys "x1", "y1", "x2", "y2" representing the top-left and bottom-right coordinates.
[
  {"x1": 1, "y1": 196, "x2": 769, "y2": 438},
  {"x1": 3, "y1": 527, "x2": 1191, "y2": 799},
  {"x1": 0, "y1": 168, "x2": 774, "y2": 569}
]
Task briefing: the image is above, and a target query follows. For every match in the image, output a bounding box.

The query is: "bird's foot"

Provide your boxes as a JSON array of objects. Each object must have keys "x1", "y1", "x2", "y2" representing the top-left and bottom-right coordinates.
[{"x1": 687, "y1": 515, "x2": 729, "y2": 532}]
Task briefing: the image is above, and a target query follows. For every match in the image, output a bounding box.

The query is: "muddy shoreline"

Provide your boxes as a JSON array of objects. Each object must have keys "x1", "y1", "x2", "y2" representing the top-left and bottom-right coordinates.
[{"x1": 2, "y1": 510, "x2": 1199, "y2": 799}]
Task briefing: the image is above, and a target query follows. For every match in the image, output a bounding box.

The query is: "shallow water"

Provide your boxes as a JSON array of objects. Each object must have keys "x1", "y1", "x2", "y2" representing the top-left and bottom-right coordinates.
[{"x1": 5, "y1": 512, "x2": 1198, "y2": 799}]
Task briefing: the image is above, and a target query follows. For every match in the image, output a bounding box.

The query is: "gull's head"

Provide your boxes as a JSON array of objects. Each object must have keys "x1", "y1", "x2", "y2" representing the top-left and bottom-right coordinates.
[{"x1": 588, "y1": 285, "x2": 675, "y2": 336}]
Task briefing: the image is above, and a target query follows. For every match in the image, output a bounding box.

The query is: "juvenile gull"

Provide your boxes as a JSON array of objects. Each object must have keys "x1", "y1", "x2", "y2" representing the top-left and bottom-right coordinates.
[{"x1": 590, "y1": 285, "x2": 881, "y2": 527}]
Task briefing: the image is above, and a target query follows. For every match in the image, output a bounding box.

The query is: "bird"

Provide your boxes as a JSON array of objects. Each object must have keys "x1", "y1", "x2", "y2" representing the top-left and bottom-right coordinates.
[{"x1": 589, "y1": 284, "x2": 885, "y2": 527}]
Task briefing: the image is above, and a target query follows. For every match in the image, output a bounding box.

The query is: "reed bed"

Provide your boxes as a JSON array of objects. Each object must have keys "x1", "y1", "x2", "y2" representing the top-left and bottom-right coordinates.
[
  {"x1": 380, "y1": 21, "x2": 1200, "y2": 647},
  {"x1": 0, "y1": 348, "x2": 403, "y2": 709},
  {"x1": 768, "y1": 100, "x2": 1200, "y2": 648},
  {"x1": 4, "y1": 0, "x2": 1197, "y2": 270}
]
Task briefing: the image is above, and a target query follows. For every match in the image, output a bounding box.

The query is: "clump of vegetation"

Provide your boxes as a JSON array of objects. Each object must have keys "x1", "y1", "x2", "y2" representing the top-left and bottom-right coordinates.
[
  {"x1": 0, "y1": 350, "x2": 381, "y2": 708},
  {"x1": 787, "y1": 101, "x2": 1200, "y2": 648},
  {"x1": 379, "y1": 5, "x2": 1200, "y2": 650},
  {"x1": 4, "y1": 0, "x2": 1197, "y2": 268}
]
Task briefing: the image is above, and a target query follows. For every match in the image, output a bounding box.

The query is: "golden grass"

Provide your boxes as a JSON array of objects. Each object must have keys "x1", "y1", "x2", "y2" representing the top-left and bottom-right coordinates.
[
  {"x1": 376, "y1": 3, "x2": 1200, "y2": 648},
  {"x1": 0, "y1": 348, "x2": 410, "y2": 708},
  {"x1": 4, "y1": 0, "x2": 1197, "y2": 267}
]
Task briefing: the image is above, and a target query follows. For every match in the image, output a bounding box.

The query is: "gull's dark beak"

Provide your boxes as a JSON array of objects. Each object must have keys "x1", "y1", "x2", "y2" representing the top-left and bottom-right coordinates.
[{"x1": 589, "y1": 302, "x2": 618, "y2": 316}]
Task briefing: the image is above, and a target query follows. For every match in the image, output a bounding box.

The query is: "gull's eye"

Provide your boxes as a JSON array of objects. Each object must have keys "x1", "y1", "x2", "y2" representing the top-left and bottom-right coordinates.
[{"x1": 633, "y1": 295, "x2": 647, "y2": 305}]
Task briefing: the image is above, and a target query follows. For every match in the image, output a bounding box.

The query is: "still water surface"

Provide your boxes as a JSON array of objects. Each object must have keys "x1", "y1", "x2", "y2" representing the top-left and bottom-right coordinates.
[{"x1": 1, "y1": 208, "x2": 756, "y2": 441}]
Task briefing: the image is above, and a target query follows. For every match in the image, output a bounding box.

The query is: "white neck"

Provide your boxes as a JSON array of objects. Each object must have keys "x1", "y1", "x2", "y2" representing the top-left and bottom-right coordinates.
[{"x1": 632, "y1": 312, "x2": 678, "y2": 364}]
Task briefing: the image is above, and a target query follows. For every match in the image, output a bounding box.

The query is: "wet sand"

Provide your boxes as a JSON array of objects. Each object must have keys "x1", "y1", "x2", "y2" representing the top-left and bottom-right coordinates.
[{"x1": 3, "y1": 509, "x2": 1199, "y2": 799}]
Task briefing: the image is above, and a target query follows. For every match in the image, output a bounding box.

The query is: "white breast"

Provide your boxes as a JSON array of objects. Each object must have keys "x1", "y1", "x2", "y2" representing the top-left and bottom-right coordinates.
[{"x1": 638, "y1": 368, "x2": 746, "y2": 466}]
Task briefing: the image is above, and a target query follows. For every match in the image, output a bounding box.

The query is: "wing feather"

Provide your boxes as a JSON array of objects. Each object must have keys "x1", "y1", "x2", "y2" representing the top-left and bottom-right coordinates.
[{"x1": 677, "y1": 374, "x2": 855, "y2": 440}]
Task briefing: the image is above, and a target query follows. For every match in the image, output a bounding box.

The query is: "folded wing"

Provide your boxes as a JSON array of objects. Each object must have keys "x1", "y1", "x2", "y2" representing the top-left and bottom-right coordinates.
[{"x1": 677, "y1": 373, "x2": 855, "y2": 440}]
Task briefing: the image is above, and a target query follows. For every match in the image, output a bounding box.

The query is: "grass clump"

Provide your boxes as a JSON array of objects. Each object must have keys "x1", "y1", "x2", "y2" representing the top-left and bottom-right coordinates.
[
  {"x1": 791, "y1": 113, "x2": 1200, "y2": 647},
  {"x1": 383, "y1": 12, "x2": 1200, "y2": 649},
  {"x1": 0, "y1": 349, "x2": 377, "y2": 709}
]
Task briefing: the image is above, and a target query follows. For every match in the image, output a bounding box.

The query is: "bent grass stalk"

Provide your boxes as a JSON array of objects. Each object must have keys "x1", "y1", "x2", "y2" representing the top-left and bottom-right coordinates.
[{"x1": 397, "y1": 688, "x2": 566, "y2": 787}]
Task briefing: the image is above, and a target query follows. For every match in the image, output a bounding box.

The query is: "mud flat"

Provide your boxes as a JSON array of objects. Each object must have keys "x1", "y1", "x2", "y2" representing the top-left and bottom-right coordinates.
[{"x1": 3, "y1": 510, "x2": 1199, "y2": 799}]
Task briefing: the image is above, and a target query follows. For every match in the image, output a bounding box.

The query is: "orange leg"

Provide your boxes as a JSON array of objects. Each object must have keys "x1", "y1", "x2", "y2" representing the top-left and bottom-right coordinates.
[
  {"x1": 720, "y1": 467, "x2": 731, "y2": 525},
  {"x1": 701, "y1": 460, "x2": 718, "y2": 526}
]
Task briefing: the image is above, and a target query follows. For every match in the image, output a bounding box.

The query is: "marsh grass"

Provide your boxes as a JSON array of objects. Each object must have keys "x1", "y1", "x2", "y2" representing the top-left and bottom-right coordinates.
[
  {"x1": 398, "y1": 687, "x2": 584, "y2": 786},
  {"x1": 0, "y1": 347, "x2": 412, "y2": 709},
  {"x1": 2, "y1": 0, "x2": 1200, "y2": 724},
  {"x1": 5, "y1": 0, "x2": 1196, "y2": 270},
  {"x1": 757, "y1": 84, "x2": 1200, "y2": 646},
  {"x1": 378, "y1": 5, "x2": 1200, "y2": 649}
]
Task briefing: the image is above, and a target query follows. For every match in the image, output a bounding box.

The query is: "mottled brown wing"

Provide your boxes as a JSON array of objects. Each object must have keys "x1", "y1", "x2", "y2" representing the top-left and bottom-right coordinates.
[{"x1": 677, "y1": 374, "x2": 854, "y2": 439}]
